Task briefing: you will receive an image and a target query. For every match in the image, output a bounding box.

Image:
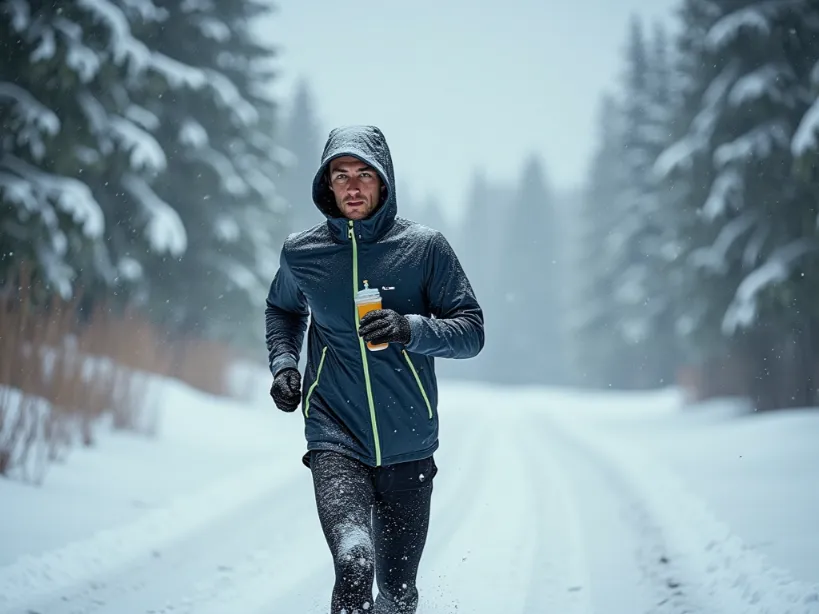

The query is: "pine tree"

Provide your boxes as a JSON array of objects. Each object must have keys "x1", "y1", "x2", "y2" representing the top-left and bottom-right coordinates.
[
  {"x1": 457, "y1": 169, "x2": 495, "y2": 307},
  {"x1": 652, "y1": 0, "x2": 724, "y2": 371},
  {"x1": 610, "y1": 17, "x2": 681, "y2": 387},
  {"x1": 439, "y1": 169, "x2": 509, "y2": 383},
  {"x1": 0, "y1": 1, "x2": 170, "y2": 297},
  {"x1": 635, "y1": 21, "x2": 680, "y2": 387},
  {"x1": 572, "y1": 95, "x2": 630, "y2": 388},
  {"x1": 495, "y1": 155, "x2": 564, "y2": 385},
  {"x1": 656, "y1": 0, "x2": 819, "y2": 407},
  {"x1": 280, "y1": 78, "x2": 325, "y2": 234},
  {"x1": 129, "y1": 0, "x2": 288, "y2": 347},
  {"x1": 574, "y1": 18, "x2": 679, "y2": 389}
]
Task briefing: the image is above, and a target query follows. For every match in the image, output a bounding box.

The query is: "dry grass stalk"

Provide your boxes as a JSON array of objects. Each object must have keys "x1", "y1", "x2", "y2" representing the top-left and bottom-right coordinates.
[{"x1": 1, "y1": 261, "x2": 245, "y2": 484}]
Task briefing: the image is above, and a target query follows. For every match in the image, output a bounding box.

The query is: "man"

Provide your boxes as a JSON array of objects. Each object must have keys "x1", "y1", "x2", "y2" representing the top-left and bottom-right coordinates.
[{"x1": 265, "y1": 125, "x2": 484, "y2": 613}]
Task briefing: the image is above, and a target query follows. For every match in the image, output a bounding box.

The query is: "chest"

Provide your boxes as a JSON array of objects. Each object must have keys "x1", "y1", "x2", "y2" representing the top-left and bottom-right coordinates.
[{"x1": 292, "y1": 240, "x2": 430, "y2": 327}]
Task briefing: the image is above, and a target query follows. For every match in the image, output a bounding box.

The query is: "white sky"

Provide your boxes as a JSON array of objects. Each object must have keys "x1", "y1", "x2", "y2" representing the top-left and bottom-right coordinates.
[{"x1": 260, "y1": 0, "x2": 680, "y2": 224}]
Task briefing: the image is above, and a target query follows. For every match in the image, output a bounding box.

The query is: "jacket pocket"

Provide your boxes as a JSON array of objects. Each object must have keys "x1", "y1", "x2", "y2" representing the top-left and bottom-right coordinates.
[
  {"x1": 304, "y1": 346, "x2": 328, "y2": 418},
  {"x1": 402, "y1": 350, "x2": 433, "y2": 419}
]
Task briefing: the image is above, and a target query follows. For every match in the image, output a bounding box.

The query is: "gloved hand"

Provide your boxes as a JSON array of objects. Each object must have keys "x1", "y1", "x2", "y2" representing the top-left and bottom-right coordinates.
[
  {"x1": 358, "y1": 309, "x2": 411, "y2": 346},
  {"x1": 270, "y1": 368, "x2": 301, "y2": 412}
]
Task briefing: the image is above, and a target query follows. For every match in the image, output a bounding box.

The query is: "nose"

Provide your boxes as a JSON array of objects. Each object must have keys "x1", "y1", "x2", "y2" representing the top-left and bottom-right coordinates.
[{"x1": 346, "y1": 177, "x2": 362, "y2": 194}]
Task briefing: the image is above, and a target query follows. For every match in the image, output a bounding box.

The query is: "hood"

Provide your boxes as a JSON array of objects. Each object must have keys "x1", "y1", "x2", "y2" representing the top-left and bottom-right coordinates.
[{"x1": 311, "y1": 125, "x2": 397, "y2": 243}]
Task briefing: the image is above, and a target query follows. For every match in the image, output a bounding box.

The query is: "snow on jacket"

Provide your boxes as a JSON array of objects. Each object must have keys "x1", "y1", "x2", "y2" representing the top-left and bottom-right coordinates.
[{"x1": 265, "y1": 125, "x2": 484, "y2": 467}]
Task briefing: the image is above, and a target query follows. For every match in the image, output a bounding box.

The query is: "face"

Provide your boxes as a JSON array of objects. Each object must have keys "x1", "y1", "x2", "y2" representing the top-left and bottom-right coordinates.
[{"x1": 328, "y1": 156, "x2": 382, "y2": 220}]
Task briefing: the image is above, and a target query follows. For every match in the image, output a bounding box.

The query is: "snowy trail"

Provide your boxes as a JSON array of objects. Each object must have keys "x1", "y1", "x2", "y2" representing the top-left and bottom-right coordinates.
[
  {"x1": 526, "y1": 411, "x2": 701, "y2": 614},
  {"x1": 6, "y1": 469, "x2": 310, "y2": 614},
  {"x1": 217, "y1": 411, "x2": 497, "y2": 613},
  {"x1": 5, "y1": 399, "x2": 816, "y2": 613}
]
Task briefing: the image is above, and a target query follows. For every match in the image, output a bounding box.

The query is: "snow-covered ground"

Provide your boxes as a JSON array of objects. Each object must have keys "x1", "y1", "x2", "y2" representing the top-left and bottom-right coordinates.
[{"x1": 1, "y1": 371, "x2": 818, "y2": 613}]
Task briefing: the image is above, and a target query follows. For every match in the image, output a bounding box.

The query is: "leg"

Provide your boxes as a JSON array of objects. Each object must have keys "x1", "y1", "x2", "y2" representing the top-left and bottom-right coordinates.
[
  {"x1": 372, "y1": 481, "x2": 433, "y2": 613},
  {"x1": 311, "y1": 450, "x2": 377, "y2": 613}
]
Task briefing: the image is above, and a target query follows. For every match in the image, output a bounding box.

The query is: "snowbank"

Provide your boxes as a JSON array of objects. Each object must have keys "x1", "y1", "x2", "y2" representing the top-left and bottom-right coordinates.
[{"x1": 0, "y1": 371, "x2": 303, "y2": 612}]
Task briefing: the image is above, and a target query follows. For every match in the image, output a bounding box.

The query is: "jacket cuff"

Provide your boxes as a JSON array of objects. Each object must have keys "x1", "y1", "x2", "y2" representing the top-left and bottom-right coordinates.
[
  {"x1": 404, "y1": 314, "x2": 425, "y2": 352},
  {"x1": 270, "y1": 354, "x2": 299, "y2": 377}
]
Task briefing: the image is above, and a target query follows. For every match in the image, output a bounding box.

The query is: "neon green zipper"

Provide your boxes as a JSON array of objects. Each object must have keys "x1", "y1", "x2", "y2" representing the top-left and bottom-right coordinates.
[
  {"x1": 349, "y1": 220, "x2": 382, "y2": 466},
  {"x1": 303, "y1": 346, "x2": 327, "y2": 418},
  {"x1": 402, "y1": 350, "x2": 433, "y2": 419}
]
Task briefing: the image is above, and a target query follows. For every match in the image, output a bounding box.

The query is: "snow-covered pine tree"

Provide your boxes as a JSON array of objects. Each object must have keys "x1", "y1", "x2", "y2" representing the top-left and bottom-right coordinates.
[
  {"x1": 792, "y1": 8, "x2": 819, "y2": 175},
  {"x1": 571, "y1": 94, "x2": 631, "y2": 388},
  {"x1": 495, "y1": 155, "x2": 564, "y2": 385},
  {"x1": 573, "y1": 17, "x2": 678, "y2": 389},
  {"x1": 657, "y1": 0, "x2": 819, "y2": 408},
  {"x1": 712, "y1": 0, "x2": 819, "y2": 408},
  {"x1": 787, "y1": 5, "x2": 819, "y2": 406},
  {"x1": 279, "y1": 78, "x2": 325, "y2": 234},
  {"x1": 609, "y1": 17, "x2": 680, "y2": 388},
  {"x1": 652, "y1": 0, "x2": 725, "y2": 376},
  {"x1": 445, "y1": 169, "x2": 512, "y2": 383},
  {"x1": 129, "y1": 0, "x2": 288, "y2": 347},
  {"x1": 609, "y1": 17, "x2": 651, "y2": 352},
  {"x1": 448, "y1": 170, "x2": 490, "y2": 382},
  {"x1": 638, "y1": 21, "x2": 681, "y2": 387},
  {"x1": 457, "y1": 169, "x2": 495, "y2": 311},
  {"x1": 0, "y1": 0, "x2": 172, "y2": 297}
]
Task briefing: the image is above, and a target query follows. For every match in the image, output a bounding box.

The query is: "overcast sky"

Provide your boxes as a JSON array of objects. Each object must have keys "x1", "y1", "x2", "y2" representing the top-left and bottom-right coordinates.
[{"x1": 260, "y1": 0, "x2": 680, "y2": 224}]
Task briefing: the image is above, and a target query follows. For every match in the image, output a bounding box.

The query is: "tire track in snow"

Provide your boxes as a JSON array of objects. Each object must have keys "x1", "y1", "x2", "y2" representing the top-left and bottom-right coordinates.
[
  {"x1": 414, "y1": 414, "x2": 524, "y2": 613},
  {"x1": 540, "y1": 406, "x2": 819, "y2": 614},
  {"x1": 519, "y1": 417, "x2": 594, "y2": 614},
  {"x1": 410, "y1": 412, "x2": 543, "y2": 613},
  {"x1": 528, "y1": 411, "x2": 700, "y2": 614}
]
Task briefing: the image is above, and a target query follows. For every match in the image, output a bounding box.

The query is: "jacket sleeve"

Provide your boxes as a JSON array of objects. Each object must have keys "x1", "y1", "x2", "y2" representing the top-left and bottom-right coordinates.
[
  {"x1": 404, "y1": 231, "x2": 485, "y2": 359},
  {"x1": 265, "y1": 243, "x2": 309, "y2": 376}
]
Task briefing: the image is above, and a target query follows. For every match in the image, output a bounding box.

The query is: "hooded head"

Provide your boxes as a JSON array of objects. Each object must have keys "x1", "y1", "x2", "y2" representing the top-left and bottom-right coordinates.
[{"x1": 312, "y1": 125, "x2": 397, "y2": 241}]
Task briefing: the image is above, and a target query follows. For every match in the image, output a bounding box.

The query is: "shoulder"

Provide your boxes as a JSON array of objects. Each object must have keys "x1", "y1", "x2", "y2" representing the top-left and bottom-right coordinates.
[
  {"x1": 393, "y1": 216, "x2": 450, "y2": 250},
  {"x1": 281, "y1": 221, "x2": 331, "y2": 257}
]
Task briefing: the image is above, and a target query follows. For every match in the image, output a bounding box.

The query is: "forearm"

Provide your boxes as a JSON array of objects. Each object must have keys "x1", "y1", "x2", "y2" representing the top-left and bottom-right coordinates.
[
  {"x1": 265, "y1": 243, "x2": 310, "y2": 375},
  {"x1": 265, "y1": 302, "x2": 308, "y2": 375},
  {"x1": 404, "y1": 310, "x2": 484, "y2": 359}
]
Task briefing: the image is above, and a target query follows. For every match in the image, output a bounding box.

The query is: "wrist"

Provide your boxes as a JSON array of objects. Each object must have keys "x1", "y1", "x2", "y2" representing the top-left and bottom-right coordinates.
[
  {"x1": 403, "y1": 314, "x2": 422, "y2": 348},
  {"x1": 271, "y1": 354, "x2": 298, "y2": 377}
]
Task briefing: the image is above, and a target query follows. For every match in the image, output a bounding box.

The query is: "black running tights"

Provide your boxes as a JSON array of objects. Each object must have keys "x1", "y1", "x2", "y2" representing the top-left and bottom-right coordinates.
[{"x1": 309, "y1": 450, "x2": 435, "y2": 614}]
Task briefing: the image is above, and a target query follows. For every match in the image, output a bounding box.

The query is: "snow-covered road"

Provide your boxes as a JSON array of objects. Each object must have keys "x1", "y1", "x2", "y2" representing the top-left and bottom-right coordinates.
[{"x1": 2, "y1": 382, "x2": 818, "y2": 614}]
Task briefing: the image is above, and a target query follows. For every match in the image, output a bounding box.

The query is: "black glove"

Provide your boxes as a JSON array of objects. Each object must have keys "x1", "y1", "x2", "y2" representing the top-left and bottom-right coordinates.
[
  {"x1": 358, "y1": 309, "x2": 411, "y2": 346},
  {"x1": 270, "y1": 368, "x2": 301, "y2": 412}
]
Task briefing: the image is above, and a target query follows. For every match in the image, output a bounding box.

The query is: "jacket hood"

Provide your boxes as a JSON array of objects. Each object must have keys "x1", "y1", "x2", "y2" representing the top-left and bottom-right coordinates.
[{"x1": 311, "y1": 125, "x2": 397, "y2": 243}]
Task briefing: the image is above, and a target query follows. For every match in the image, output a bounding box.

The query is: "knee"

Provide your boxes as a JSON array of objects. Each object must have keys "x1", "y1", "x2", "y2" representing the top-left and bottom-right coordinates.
[{"x1": 334, "y1": 525, "x2": 375, "y2": 582}]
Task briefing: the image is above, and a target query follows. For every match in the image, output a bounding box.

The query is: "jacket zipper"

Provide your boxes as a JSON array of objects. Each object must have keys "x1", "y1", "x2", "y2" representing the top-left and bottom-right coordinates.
[
  {"x1": 349, "y1": 220, "x2": 382, "y2": 466},
  {"x1": 303, "y1": 345, "x2": 327, "y2": 418},
  {"x1": 402, "y1": 350, "x2": 433, "y2": 419}
]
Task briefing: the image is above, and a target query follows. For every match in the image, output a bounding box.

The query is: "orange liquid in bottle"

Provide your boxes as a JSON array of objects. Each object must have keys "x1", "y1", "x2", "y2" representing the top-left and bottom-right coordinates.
[{"x1": 356, "y1": 281, "x2": 388, "y2": 351}]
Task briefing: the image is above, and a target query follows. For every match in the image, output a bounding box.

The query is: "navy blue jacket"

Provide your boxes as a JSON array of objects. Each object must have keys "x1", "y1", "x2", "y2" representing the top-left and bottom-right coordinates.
[{"x1": 265, "y1": 125, "x2": 484, "y2": 467}]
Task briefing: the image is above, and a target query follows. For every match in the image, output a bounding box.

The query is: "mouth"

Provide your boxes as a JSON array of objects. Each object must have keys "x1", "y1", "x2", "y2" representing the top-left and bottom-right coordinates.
[{"x1": 346, "y1": 200, "x2": 365, "y2": 208}]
